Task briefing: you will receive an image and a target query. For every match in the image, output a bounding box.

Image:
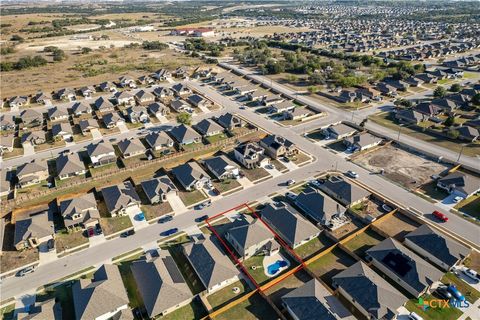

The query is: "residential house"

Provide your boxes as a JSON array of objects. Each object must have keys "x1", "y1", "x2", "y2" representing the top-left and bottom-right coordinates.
[
  {"x1": 225, "y1": 219, "x2": 278, "y2": 260},
  {"x1": 101, "y1": 181, "x2": 141, "y2": 216},
  {"x1": 0, "y1": 170, "x2": 11, "y2": 198},
  {"x1": 271, "y1": 100, "x2": 296, "y2": 113},
  {"x1": 194, "y1": 119, "x2": 224, "y2": 137},
  {"x1": 318, "y1": 175, "x2": 371, "y2": 207},
  {"x1": 140, "y1": 175, "x2": 178, "y2": 204},
  {"x1": 366, "y1": 238, "x2": 444, "y2": 297},
  {"x1": 385, "y1": 79, "x2": 409, "y2": 91},
  {"x1": 436, "y1": 171, "x2": 480, "y2": 198},
  {"x1": 60, "y1": 193, "x2": 100, "y2": 229},
  {"x1": 375, "y1": 82, "x2": 397, "y2": 96},
  {"x1": 182, "y1": 235, "x2": 239, "y2": 293},
  {"x1": 0, "y1": 134, "x2": 14, "y2": 154},
  {"x1": 145, "y1": 131, "x2": 174, "y2": 151},
  {"x1": 137, "y1": 75, "x2": 155, "y2": 86},
  {"x1": 20, "y1": 109, "x2": 43, "y2": 127},
  {"x1": 173, "y1": 67, "x2": 188, "y2": 78},
  {"x1": 98, "y1": 81, "x2": 117, "y2": 93},
  {"x1": 16, "y1": 160, "x2": 49, "y2": 188},
  {"x1": 117, "y1": 138, "x2": 145, "y2": 158},
  {"x1": 414, "y1": 102, "x2": 442, "y2": 117},
  {"x1": 56, "y1": 153, "x2": 86, "y2": 180},
  {"x1": 152, "y1": 87, "x2": 173, "y2": 99},
  {"x1": 79, "y1": 86, "x2": 95, "y2": 99},
  {"x1": 171, "y1": 162, "x2": 211, "y2": 191},
  {"x1": 16, "y1": 298, "x2": 62, "y2": 320},
  {"x1": 118, "y1": 76, "x2": 136, "y2": 88},
  {"x1": 260, "y1": 203, "x2": 320, "y2": 249},
  {"x1": 259, "y1": 134, "x2": 298, "y2": 159},
  {"x1": 216, "y1": 113, "x2": 244, "y2": 131},
  {"x1": 344, "y1": 132, "x2": 383, "y2": 152},
  {"x1": 295, "y1": 187, "x2": 346, "y2": 228},
  {"x1": 457, "y1": 125, "x2": 479, "y2": 142},
  {"x1": 131, "y1": 250, "x2": 193, "y2": 318},
  {"x1": 9, "y1": 96, "x2": 29, "y2": 108},
  {"x1": 262, "y1": 95, "x2": 285, "y2": 106},
  {"x1": 404, "y1": 224, "x2": 470, "y2": 271},
  {"x1": 102, "y1": 112, "x2": 125, "y2": 128},
  {"x1": 21, "y1": 131, "x2": 46, "y2": 146},
  {"x1": 33, "y1": 92, "x2": 52, "y2": 105},
  {"x1": 415, "y1": 73, "x2": 438, "y2": 84},
  {"x1": 404, "y1": 76, "x2": 423, "y2": 87},
  {"x1": 395, "y1": 109, "x2": 426, "y2": 124},
  {"x1": 47, "y1": 107, "x2": 69, "y2": 122},
  {"x1": 246, "y1": 90, "x2": 269, "y2": 102},
  {"x1": 134, "y1": 90, "x2": 155, "y2": 105},
  {"x1": 72, "y1": 264, "x2": 130, "y2": 320},
  {"x1": 14, "y1": 210, "x2": 54, "y2": 250},
  {"x1": 71, "y1": 102, "x2": 92, "y2": 117},
  {"x1": 56, "y1": 88, "x2": 76, "y2": 101},
  {"x1": 170, "y1": 99, "x2": 191, "y2": 113},
  {"x1": 52, "y1": 122, "x2": 73, "y2": 141},
  {"x1": 282, "y1": 108, "x2": 313, "y2": 121},
  {"x1": 233, "y1": 142, "x2": 269, "y2": 169},
  {"x1": 0, "y1": 114, "x2": 15, "y2": 131},
  {"x1": 431, "y1": 98, "x2": 458, "y2": 112},
  {"x1": 113, "y1": 91, "x2": 135, "y2": 106},
  {"x1": 79, "y1": 119, "x2": 99, "y2": 135},
  {"x1": 151, "y1": 69, "x2": 172, "y2": 81},
  {"x1": 126, "y1": 105, "x2": 150, "y2": 124},
  {"x1": 94, "y1": 97, "x2": 115, "y2": 113},
  {"x1": 86, "y1": 142, "x2": 116, "y2": 167},
  {"x1": 171, "y1": 83, "x2": 192, "y2": 96},
  {"x1": 169, "y1": 124, "x2": 201, "y2": 145},
  {"x1": 322, "y1": 123, "x2": 357, "y2": 139},
  {"x1": 282, "y1": 279, "x2": 355, "y2": 320},
  {"x1": 203, "y1": 155, "x2": 240, "y2": 180},
  {"x1": 148, "y1": 102, "x2": 169, "y2": 118},
  {"x1": 187, "y1": 94, "x2": 208, "y2": 108},
  {"x1": 332, "y1": 261, "x2": 408, "y2": 320}
]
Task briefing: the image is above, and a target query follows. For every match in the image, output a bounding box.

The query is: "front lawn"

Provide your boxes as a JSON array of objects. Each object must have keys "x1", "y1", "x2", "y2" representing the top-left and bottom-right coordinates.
[
  {"x1": 99, "y1": 216, "x2": 133, "y2": 236},
  {"x1": 141, "y1": 202, "x2": 173, "y2": 222},
  {"x1": 242, "y1": 167, "x2": 271, "y2": 183},
  {"x1": 55, "y1": 229, "x2": 89, "y2": 253},
  {"x1": 441, "y1": 272, "x2": 480, "y2": 303},
  {"x1": 405, "y1": 294, "x2": 463, "y2": 320},
  {"x1": 213, "y1": 179, "x2": 242, "y2": 195},
  {"x1": 178, "y1": 189, "x2": 207, "y2": 207},
  {"x1": 291, "y1": 151, "x2": 311, "y2": 166}
]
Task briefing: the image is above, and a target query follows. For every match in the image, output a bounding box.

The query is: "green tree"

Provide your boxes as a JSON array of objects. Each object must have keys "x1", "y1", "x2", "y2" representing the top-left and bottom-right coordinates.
[
  {"x1": 307, "y1": 86, "x2": 318, "y2": 94},
  {"x1": 444, "y1": 116, "x2": 455, "y2": 127},
  {"x1": 472, "y1": 93, "x2": 480, "y2": 106},
  {"x1": 449, "y1": 83, "x2": 461, "y2": 92},
  {"x1": 433, "y1": 86, "x2": 447, "y2": 98},
  {"x1": 81, "y1": 47, "x2": 92, "y2": 54},
  {"x1": 447, "y1": 129, "x2": 459, "y2": 139},
  {"x1": 176, "y1": 112, "x2": 192, "y2": 125}
]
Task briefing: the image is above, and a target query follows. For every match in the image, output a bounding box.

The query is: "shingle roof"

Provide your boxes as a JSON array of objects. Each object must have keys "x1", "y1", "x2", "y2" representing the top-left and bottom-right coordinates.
[
  {"x1": 194, "y1": 119, "x2": 223, "y2": 136},
  {"x1": 144, "y1": 131, "x2": 173, "y2": 149},
  {"x1": 216, "y1": 113, "x2": 242, "y2": 129},
  {"x1": 16, "y1": 160, "x2": 48, "y2": 179},
  {"x1": 318, "y1": 176, "x2": 370, "y2": 206},
  {"x1": 14, "y1": 210, "x2": 54, "y2": 247},
  {"x1": 226, "y1": 219, "x2": 274, "y2": 254},
  {"x1": 101, "y1": 181, "x2": 140, "y2": 214},
  {"x1": 295, "y1": 187, "x2": 346, "y2": 224},
  {"x1": 52, "y1": 122, "x2": 73, "y2": 136},
  {"x1": 56, "y1": 154, "x2": 85, "y2": 177},
  {"x1": 203, "y1": 155, "x2": 237, "y2": 178},
  {"x1": 438, "y1": 171, "x2": 480, "y2": 196},
  {"x1": 117, "y1": 138, "x2": 145, "y2": 156},
  {"x1": 87, "y1": 142, "x2": 115, "y2": 157},
  {"x1": 140, "y1": 175, "x2": 177, "y2": 202},
  {"x1": 169, "y1": 124, "x2": 201, "y2": 144},
  {"x1": 171, "y1": 162, "x2": 210, "y2": 188}
]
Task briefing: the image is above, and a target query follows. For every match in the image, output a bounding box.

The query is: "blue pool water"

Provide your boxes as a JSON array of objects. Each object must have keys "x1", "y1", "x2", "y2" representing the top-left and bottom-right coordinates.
[{"x1": 267, "y1": 260, "x2": 288, "y2": 275}]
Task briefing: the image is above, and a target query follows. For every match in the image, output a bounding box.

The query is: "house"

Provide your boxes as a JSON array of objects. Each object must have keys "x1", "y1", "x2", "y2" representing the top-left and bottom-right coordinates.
[
  {"x1": 117, "y1": 138, "x2": 145, "y2": 158},
  {"x1": 102, "y1": 112, "x2": 124, "y2": 128},
  {"x1": 187, "y1": 94, "x2": 208, "y2": 108},
  {"x1": 21, "y1": 130, "x2": 46, "y2": 146},
  {"x1": 415, "y1": 73, "x2": 438, "y2": 84},
  {"x1": 98, "y1": 81, "x2": 117, "y2": 93},
  {"x1": 225, "y1": 219, "x2": 278, "y2": 260},
  {"x1": 357, "y1": 86, "x2": 382, "y2": 101},
  {"x1": 173, "y1": 66, "x2": 188, "y2": 78},
  {"x1": 0, "y1": 134, "x2": 14, "y2": 154},
  {"x1": 262, "y1": 95, "x2": 285, "y2": 106},
  {"x1": 140, "y1": 175, "x2": 178, "y2": 204},
  {"x1": 385, "y1": 79, "x2": 409, "y2": 91},
  {"x1": 79, "y1": 118, "x2": 99, "y2": 135},
  {"x1": 344, "y1": 132, "x2": 382, "y2": 152},
  {"x1": 118, "y1": 76, "x2": 136, "y2": 88},
  {"x1": 282, "y1": 107, "x2": 312, "y2": 121},
  {"x1": 152, "y1": 86, "x2": 173, "y2": 99},
  {"x1": 457, "y1": 125, "x2": 479, "y2": 142},
  {"x1": 0, "y1": 114, "x2": 15, "y2": 131},
  {"x1": 332, "y1": 261, "x2": 408, "y2": 320},
  {"x1": 33, "y1": 92, "x2": 52, "y2": 105},
  {"x1": 16, "y1": 160, "x2": 49, "y2": 188},
  {"x1": 233, "y1": 142, "x2": 269, "y2": 169},
  {"x1": 86, "y1": 142, "x2": 116, "y2": 167},
  {"x1": 259, "y1": 134, "x2": 298, "y2": 159},
  {"x1": 295, "y1": 187, "x2": 346, "y2": 228},
  {"x1": 395, "y1": 109, "x2": 426, "y2": 124},
  {"x1": 94, "y1": 96, "x2": 115, "y2": 113},
  {"x1": 246, "y1": 89, "x2": 269, "y2": 102},
  {"x1": 56, "y1": 88, "x2": 76, "y2": 101},
  {"x1": 322, "y1": 123, "x2": 357, "y2": 139},
  {"x1": 71, "y1": 101, "x2": 92, "y2": 117},
  {"x1": 182, "y1": 235, "x2": 239, "y2": 293},
  {"x1": 404, "y1": 225, "x2": 470, "y2": 271},
  {"x1": 56, "y1": 153, "x2": 86, "y2": 180},
  {"x1": 113, "y1": 91, "x2": 135, "y2": 106},
  {"x1": 216, "y1": 113, "x2": 244, "y2": 131},
  {"x1": 137, "y1": 75, "x2": 155, "y2": 86},
  {"x1": 60, "y1": 193, "x2": 100, "y2": 229},
  {"x1": 16, "y1": 298, "x2": 62, "y2": 320},
  {"x1": 14, "y1": 209, "x2": 54, "y2": 250},
  {"x1": 194, "y1": 119, "x2": 224, "y2": 137},
  {"x1": 366, "y1": 238, "x2": 444, "y2": 297},
  {"x1": 126, "y1": 105, "x2": 150, "y2": 123},
  {"x1": 414, "y1": 102, "x2": 442, "y2": 117},
  {"x1": 282, "y1": 279, "x2": 355, "y2": 320},
  {"x1": 145, "y1": 131, "x2": 174, "y2": 151},
  {"x1": 203, "y1": 155, "x2": 239, "y2": 180},
  {"x1": 404, "y1": 76, "x2": 423, "y2": 87},
  {"x1": 9, "y1": 96, "x2": 29, "y2": 108},
  {"x1": 318, "y1": 175, "x2": 371, "y2": 207},
  {"x1": 20, "y1": 109, "x2": 43, "y2": 127},
  {"x1": 101, "y1": 181, "x2": 141, "y2": 216},
  {"x1": 260, "y1": 203, "x2": 320, "y2": 249},
  {"x1": 148, "y1": 102, "x2": 169, "y2": 118},
  {"x1": 134, "y1": 90, "x2": 155, "y2": 105},
  {"x1": 131, "y1": 250, "x2": 193, "y2": 318},
  {"x1": 271, "y1": 100, "x2": 296, "y2": 113},
  {"x1": 170, "y1": 99, "x2": 191, "y2": 112},
  {"x1": 52, "y1": 122, "x2": 73, "y2": 141},
  {"x1": 171, "y1": 162, "x2": 211, "y2": 191},
  {"x1": 431, "y1": 98, "x2": 458, "y2": 112},
  {"x1": 375, "y1": 82, "x2": 397, "y2": 96},
  {"x1": 79, "y1": 86, "x2": 95, "y2": 99},
  {"x1": 151, "y1": 69, "x2": 172, "y2": 81},
  {"x1": 169, "y1": 124, "x2": 201, "y2": 145},
  {"x1": 72, "y1": 264, "x2": 130, "y2": 320},
  {"x1": 171, "y1": 83, "x2": 192, "y2": 96},
  {"x1": 436, "y1": 171, "x2": 480, "y2": 198}
]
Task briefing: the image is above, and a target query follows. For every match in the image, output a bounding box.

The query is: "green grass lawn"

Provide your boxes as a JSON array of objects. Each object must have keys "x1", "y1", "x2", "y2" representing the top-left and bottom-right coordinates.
[
  {"x1": 207, "y1": 279, "x2": 250, "y2": 310},
  {"x1": 206, "y1": 133, "x2": 228, "y2": 144},
  {"x1": 405, "y1": 294, "x2": 463, "y2": 320},
  {"x1": 306, "y1": 247, "x2": 356, "y2": 286},
  {"x1": 178, "y1": 189, "x2": 207, "y2": 207},
  {"x1": 242, "y1": 250, "x2": 295, "y2": 286},
  {"x1": 271, "y1": 159, "x2": 288, "y2": 172},
  {"x1": 291, "y1": 151, "x2": 311, "y2": 165},
  {"x1": 294, "y1": 233, "x2": 334, "y2": 260},
  {"x1": 158, "y1": 299, "x2": 207, "y2": 320},
  {"x1": 454, "y1": 195, "x2": 480, "y2": 219},
  {"x1": 99, "y1": 216, "x2": 133, "y2": 236},
  {"x1": 213, "y1": 179, "x2": 242, "y2": 195},
  {"x1": 55, "y1": 229, "x2": 89, "y2": 253},
  {"x1": 214, "y1": 293, "x2": 278, "y2": 320},
  {"x1": 343, "y1": 228, "x2": 385, "y2": 258},
  {"x1": 141, "y1": 202, "x2": 173, "y2": 221},
  {"x1": 441, "y1": 272, "x2": 480, "y2": 303}
]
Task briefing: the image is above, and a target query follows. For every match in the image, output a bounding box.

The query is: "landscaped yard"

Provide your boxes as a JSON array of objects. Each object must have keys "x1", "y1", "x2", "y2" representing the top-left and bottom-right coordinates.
[
  {"x1": 454, "y1": 195, "x2": 480, "y2": 219},
  {"x1": 55, "y1": 229, "x2": 89, "y2": 253},
  {"x1": 291, "y1": 151, "x2": 311, "y2": 166},
  {"x1": 178, "y1": 189, "x2": 207, "y2": 207},
  {"x1": 158, "y1": 299, "x2": 207, "y2": 320},
  {"x1": 214, "y1": 293, "x2": 278, "y2": 320},
  {"x1": 242, "y1": 167, "x2": 271, "y2": 183},
  {"x1": 271, "y1": 159, "x2": 288, "y2": 172},
  {"x1": 294, "y1": 233, "x2": 334, "y2": 260},
  {"x1": 207, "y1": 279, "x2": 250, "y2": 310},
  {"x1": 141, "y1": 202, "x2": 173, "y2": 222},
  {"x1": 441, "y1": 272, "x2": 480, "y2": 303},
  {"x1": 405, "y1": 294, "x2": 463, "y2": 320},
  {"x1": 306, "y1": 247, "x2": 357, "y2": 286},
  {"x1": 213, "y1": 179, "x2": 242, "y2": 195},
  {"x1": 343, "y1": 228, "x2": 385, "y2": 258},
  {"x1": 206, "y1": 133, "x2": 228, "y2": 144},
  {"x1": 99, "y1": 216, "x2": 133, "y2": 236},
  {"x1": 242, "y1": 249, "x2": 295, "y2": 286}
]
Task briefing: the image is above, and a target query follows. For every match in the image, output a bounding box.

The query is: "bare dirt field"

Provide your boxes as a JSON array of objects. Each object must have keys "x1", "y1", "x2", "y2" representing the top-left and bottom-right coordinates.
[
  {"x1": 353, "y1": 144, "x2": 451, "y2": 189},
  {"x1": 374, "y1": 212, "x2": 421, "y2": 241}
]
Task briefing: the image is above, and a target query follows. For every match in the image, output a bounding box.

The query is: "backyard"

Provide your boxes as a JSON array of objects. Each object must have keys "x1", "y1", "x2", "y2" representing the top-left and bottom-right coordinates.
[
  {"x1": 306, "y1": 247, "x2": 357, "y2": 286},
  {"x1": 343, "y1": 228, "x2": 385, "y2": 258},
  {"x1": 206, "y1": 279, "x2": 250, "y2": 311},
  {"x1": 214, "y1": 293, "x2": 278, "y2": 320},
  {"x1": 293, "y1": 233, "x2": 334, "y2": 260}
]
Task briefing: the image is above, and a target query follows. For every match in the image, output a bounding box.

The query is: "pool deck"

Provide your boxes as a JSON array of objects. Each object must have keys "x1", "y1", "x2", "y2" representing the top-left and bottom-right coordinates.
[{"x1": 263, "y1": 252, "x2": 290, "y2": 277}]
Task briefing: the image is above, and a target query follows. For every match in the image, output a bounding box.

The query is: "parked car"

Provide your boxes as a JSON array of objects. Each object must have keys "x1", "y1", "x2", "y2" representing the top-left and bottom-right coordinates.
[
  {"x1": 285, "y1": 192, "x2": 297, "y2": 201},
  {"x1": 195, "y1": 215, "x2": 209, "y2": 223},
  {"x1": 120, "y1": 229, "x2": 135, "y2": 238},
  {"x1": 463, "y1": 268, "x2": 479, "y2": 282},
  {"x1": 87, "y1": 227, "x2": 95, "y2": 237},
  {"x1": 47, "y1": 238, "x2": 55, "y2": 252},
  {"x1": 381, "y1": 204, "x2": 393, "y2": 212},
  {"x1": 346, "y1": 170, "x2": 359, "y2": 178},
  {"x1": 447, "y1": 284, "x2": 465, "y2": 301},
  {"x1": 16, "y1": 265, "x2": 36, "y2": 277},
  {"x1": 282, "y1": 156, "x2": 290, "y2": 163},
  {"x1": 212, "y1": 188, "x2": 220, "y2": 196},
  {"x1": 135, "y1": 212, "x2": 146, "y2": 221},
  {"x1": 309, "y1": 180, "x2": 322, "y2": 188},
  {"x1": 453, "y1": 196, "x2": 464, "y2": 203},
  {"x1": 434, "y1": 286, "x2": 452, "y2": 300},
  {"x1": 432, "y1": 210, "x2": 449, "y2": 222},
  {"x1": 158, "y1": 215, "x2": 173, "y2": 224},
  {"x1": 286, "y1": 179, "x2": 296, "y2": 186},
  {"x1": 95, "y1": 224, "x2": 103, "y2": 235},
  {"x1": 160, "y1": 228, "x2": 178, "y2": 237}
]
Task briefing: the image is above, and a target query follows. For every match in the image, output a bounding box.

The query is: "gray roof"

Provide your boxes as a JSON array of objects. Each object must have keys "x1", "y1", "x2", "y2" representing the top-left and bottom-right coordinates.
[
  {"x1": 17, "y1": 298, "x2": 62, "y2": 320},
  {"x1": 20, "y1": 109, "x2": 42, "y2": 122},
  {"x1": 144, "y1": 131, "x2": 173, "y2": 149},
  {"x1": 194, "y1": 119, "x2": 223, "y2": 136},
  {"x1": 16, "y1": 160, "x2": 48, "y2": 180},
  {"x1": 79, "y1": 119, "x2": 99, "y2": 132},
  {"x1": 395, "y1": 109, "x2": 424, "y2": 123},
  {"x1": 216, "y1": 113, "x2": 242, "y2": 129},
  {"x1": 140, "y1": 176, "x2": 177, "y2": 202},
  {"x1": 345, "y1": 132, "x2": 382, "y2": 148},
  {"x1": 169, "y1": 124, "x2": 201, "y2": 144},
  {"x1": 333, "y1": 261, "x2": 408, "y2": 320},
  {"x1": 457, "y1": 126, "x2": 479, "y2": 139},
  {"x1": 135, "y1": 89, "x2": 154, "y2": 100},
  {"x1": 260, "y1": 134, "x2": 295, "y2": 150},
  {"x1": 148, "y1": 102, "x2": 168, "y2": 114},
  {"x1": 131, "y1": 250, "x2": 192, "y2": 317},
  {"x1": 94, "y1": 96, "x2": 114, "y2": 111},
  {"x1": 295, "y1": 187, "x2": 346, "y2": 224},
  {"x1": 102, "y1": 112, "x2": 123, "y2": 126},
  {"x1": 226, "y1": 219, "x2": 274, "y2": 254},
  {"x1": 52, "y1": 122, "x2": 73, "y2": 136},
  {"x1": 101, "y1": 181, "x2": 140, "y2": 214},
  {"x1": 152, "y1": 87, "x2": 172, "y2": 97},
  {"x1": 318, "y1": 176, "x2": 370, "y2": 206},
  {"x1": 60, "y1": 193, "x2": 99, "y2": 220},
  {"x1": 72, "y1": 264, "x2": 129, "y2": 320},
  {"x1": 260, "y1": 203, "x2": 320, "y2": 247},
  {"x1": 14, "y1": 210, "x2": 54, "y2": 247},
  {"x1": 438, "y1": 171, "x2": 480, "y2": 196},
  {"x1": 47, "y1": 107, "x2": 68, "y2": 119},
  {"x1": 183, "y1": 236, "x2": 238, "y2": 289},
  {"x1": 71, "y1": 102, "x2": 92, "y2": 114},
  {"x1": 404, "y1": 225, "x2": 470, "y2": 269},
  {"x1": 187, "y1": 94, "x2": 204, "y2": 105},
  {"x1": 117, "y1": 138, "x2": 145, "y2": 156},
  {"x1": 56, "y1": 154, "x2": 85, "y2": 177},
  {"x1": 366, "y1": 238, "x2": 444, "y2": 294},
  {"x1": 171, "y1": 162, "x2": 210, "y2": 188},
  {"x1": 203, "y1": 155, "x2": 237, "y2": 178},
  {"x1": 87, "y1": 142, "x2": 115, "y2": 157},
  {"x1": 282, "y1": 278, "x2": 355, "y2": 320}
]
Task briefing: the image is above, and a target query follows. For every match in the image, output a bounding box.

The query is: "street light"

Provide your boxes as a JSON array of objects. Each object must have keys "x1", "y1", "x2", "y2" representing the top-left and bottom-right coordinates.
[
  {"x1": 397, "y1": 124, "x2": 405, "y2": 141},
  {"x1": 457, "y1": 144, "x2": 466, "y2": 162}
]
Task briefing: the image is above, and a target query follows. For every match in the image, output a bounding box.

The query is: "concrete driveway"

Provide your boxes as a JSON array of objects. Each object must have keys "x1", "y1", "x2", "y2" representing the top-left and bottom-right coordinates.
[
  {"x1": 91, "y1": 128, "x2": 102, "y2": 140},
  {"x1": 166, "y1": 193, "x2": 188, "y2": 214},
  {"x1": 23, "y1": 143, "x2": 35, "y2": 156},
  {"x1": 126, "y1": 205, "x2": 148, "y2": 230}
]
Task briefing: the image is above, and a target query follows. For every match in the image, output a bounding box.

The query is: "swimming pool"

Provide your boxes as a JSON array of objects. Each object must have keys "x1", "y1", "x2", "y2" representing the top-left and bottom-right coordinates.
[{"x1": 267, "y1": 260, "x2": 288, "y2": 276}]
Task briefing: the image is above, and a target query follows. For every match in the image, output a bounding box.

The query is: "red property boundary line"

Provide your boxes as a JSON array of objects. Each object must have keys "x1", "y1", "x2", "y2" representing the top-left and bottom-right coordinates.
[{"x1": 205, "y1": 203, "x2": 306, "y2": 292}]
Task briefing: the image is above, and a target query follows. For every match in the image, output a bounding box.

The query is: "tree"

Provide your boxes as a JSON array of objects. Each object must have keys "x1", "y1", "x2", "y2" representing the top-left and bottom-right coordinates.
[
  {"x1": 447, "y1": 129, "x2": 459, "y2": 139},
  {"x1": 472, "y1": 93, "x2": 480, "y2": 106},
  {"x1": 307, "y1": 86, "x2": 318, "y2": 94},
  {"x1": 52, "y1": 49, "x2": 66, "y2": 61},
  {"x1": 433, "y1": 86, "x2": 447, "y2": 98},
  {"x1": 176, "y1": 112, "x2": 192, "y2": 125},
  {"x1": 81, "y1": 47, "x2": 92, "y2": 54},
  {"x1": 449, "y1": 83, "x2": 461, "y2": 92},
  {"x1": 444, "y1": 116, "x2": 455, "y2": 127},
  {"x1": 141, "y1": 41, "x2": 168, "y2": 51}
]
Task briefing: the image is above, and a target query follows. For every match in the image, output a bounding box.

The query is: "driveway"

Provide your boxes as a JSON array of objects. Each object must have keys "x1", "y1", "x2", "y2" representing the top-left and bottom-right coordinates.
[
  {"x1": 118, "y1": 123, "x2": 129, "y2": 133},
  {"x1": 23, "y1": 143, "x2": 35, "y2": 156},
  {"x1": 439, "y1": 194, "x2": 461, "y2": 209},
  {"x1": 280, "y1": 158, "x2": 299, "y2": 171},
  {"x1": 38, "y1": 243, "x2": 57, "y2": 265},
  {"x1": 126, "y1": 205, "x2": 148, "y2": 230},
  {"x1": 88, "y1": 233, "x2": 106, "y2": 247},
  {"x1": 166, "y1": 193, "x2": 188, "y2": 214},
  {"x1": 263, "y1": 163, "x2": 282, "y2": 178},
  {"x1": 91, "y1": 128, "x2": 102, "y2": 140},
  {"x1": 237, "y1": 176, "x2": 254, "y2": 189}
]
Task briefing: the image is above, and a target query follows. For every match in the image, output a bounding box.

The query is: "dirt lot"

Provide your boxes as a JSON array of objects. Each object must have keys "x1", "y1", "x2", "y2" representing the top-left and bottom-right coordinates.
[
  {"x1": 374, "y1": 212, "x2": 421, "y2": 241},
  {"x1": 353, "y1": 144, "x2": 450, "y2": 189}
]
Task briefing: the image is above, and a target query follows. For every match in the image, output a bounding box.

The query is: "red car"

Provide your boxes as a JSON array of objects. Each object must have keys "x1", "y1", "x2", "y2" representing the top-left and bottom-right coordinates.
[
  {"x1": 433, "y1": 210, "x2": 448, "y2": 222},
  {"x1": 87, "y1": 227, "x2": 95, "y2": 237}
]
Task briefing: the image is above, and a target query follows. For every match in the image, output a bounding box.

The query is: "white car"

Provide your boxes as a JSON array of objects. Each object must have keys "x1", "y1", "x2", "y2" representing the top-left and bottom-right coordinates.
[
  {"x1": 453, "y1": 196, "x2": 464, "y2": 203},
  {"x1": 463, "y1": 268, "x2": 479, "y2": 281},
  {"x1": 286, "y1": 179, "x2": 296, "y2": 186},
  {"x1": 309, "y1": 180, "x2": 322, "y2": 187},
  {"x1": 346, "y1": 170, "x2": 359, "y2": 178}
]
